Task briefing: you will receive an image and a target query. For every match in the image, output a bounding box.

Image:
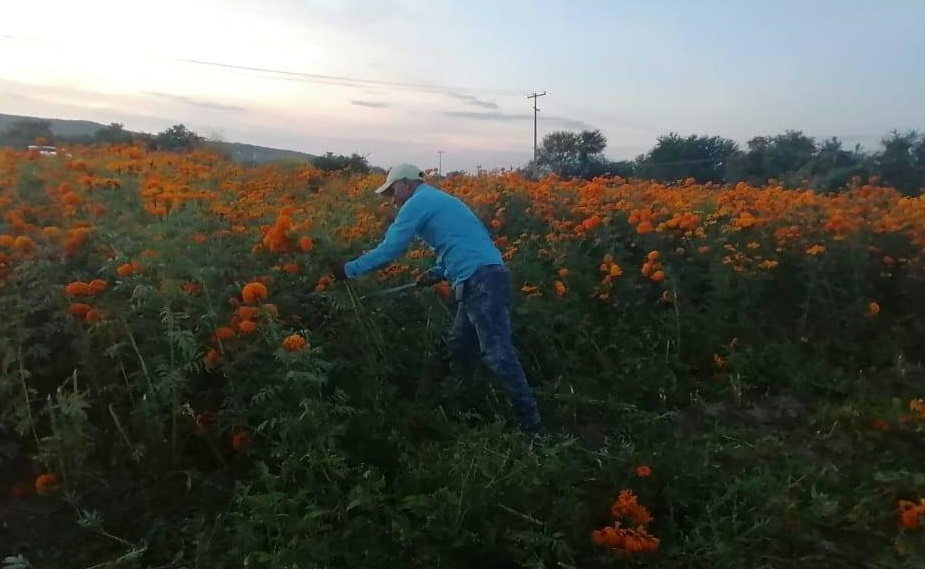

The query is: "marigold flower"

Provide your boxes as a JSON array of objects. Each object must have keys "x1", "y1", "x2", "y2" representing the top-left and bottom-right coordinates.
[
  {"x1": 64, "y1": 281, "x2": 91, "y2": 296},
  {"x1": 282, "y1": 333, "x2": 307, "y2": 352},
  {"x1": 87, "y1": 279, "x2": 107, "y2": 294},
  {"x1": 554, "y1": 280, "x2": 567, "y2": 297},
  {"x1": 203, "y1": 348, "x2": 220, "y2": 367},
  {"x1": 214, "y1": 326, "x2": 235, "y2": 340},
  {"x1": 242, "y1": 281, "x2": 268, "y2": 304},
  {"x1": 898, "y1": 499, "x2": 925, "y2": 529},
  {"x1": 116, "y1": 261, "x2": 142, "y2": 276},
  {"x1": 67, "y1": 303, "x2": 92, "y2": 318},
  {"x1": 238, "y1": 320, "x2": 257, "y2": 334},
  {"x1": 635, "y1": 465, "x2": 652, "y2": 477},
  {"x1": 231, "y1": 430, "x2": 251, "y2": 450},
  {"x1": 35, "y1": 473, "x2": 59, "y2": 495}
]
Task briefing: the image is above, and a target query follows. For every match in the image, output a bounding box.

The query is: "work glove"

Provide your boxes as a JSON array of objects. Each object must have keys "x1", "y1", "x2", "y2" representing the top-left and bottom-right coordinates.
[
  {"x1": 416, "y1": 271, "x2": 444, "y2": 287},
  {"x1": 328, "y1": 258, "x2": 347, "y2": 280}
]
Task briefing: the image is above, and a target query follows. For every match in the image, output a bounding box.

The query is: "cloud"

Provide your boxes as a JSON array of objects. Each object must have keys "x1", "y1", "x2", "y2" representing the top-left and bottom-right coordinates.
[
  {"x1": 350, "y1": 100, "x2": 389, "y2": 108},
  {"x1": 446, "y1": 92, "x2": 499, "y2": 110},
  {"x1": 445, "y1": 110, "x2": 593, "y2": 131},
  {"x1": 143, "y1": 91, "x2": 248, "y2": 113}
]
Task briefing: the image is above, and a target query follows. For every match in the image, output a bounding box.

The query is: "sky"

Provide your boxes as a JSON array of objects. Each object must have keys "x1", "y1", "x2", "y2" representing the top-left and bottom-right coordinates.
[{"x1": 2, "y1": 0, "x2": 924, "y2": 173}]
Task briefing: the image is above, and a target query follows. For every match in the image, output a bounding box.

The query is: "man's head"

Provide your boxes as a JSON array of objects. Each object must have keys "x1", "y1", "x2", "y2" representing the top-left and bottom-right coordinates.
[{"x1": 374, "y1": 163, "x2": 425, "y2": 206}]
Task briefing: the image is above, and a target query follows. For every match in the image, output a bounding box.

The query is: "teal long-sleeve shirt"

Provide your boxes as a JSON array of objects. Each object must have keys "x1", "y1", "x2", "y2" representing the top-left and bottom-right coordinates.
[{"x1": 344, "y1": 184, "x2": 504, "y2": 287}]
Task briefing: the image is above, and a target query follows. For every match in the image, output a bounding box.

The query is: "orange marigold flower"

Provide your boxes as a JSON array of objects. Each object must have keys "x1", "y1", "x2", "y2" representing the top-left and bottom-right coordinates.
[
  {"x1": 282, "y1": 333, "x2": 307, "y2": 352},
  {"x1": 867, "y1": 301, "x2": 880, "y2": 317},
  {"x1": 235, "y1": 306, "x2": 259, "y2": 321},
  {"x1": 87, "y1": 279, "x2": 107, "y2": 294},
  {"x1": 35, "y1": 473, "x2": 59, "y2": 495},
  {"x1": 116, "y1": 261, "x2": 142, "y2": 276},
  {"x1": 214, "y1": 326, "x2": 235, "y2": 340},
  {"x1": 203, "y1": 348, "x2": 220, "y2": 367},
  {"x1": 610, "y1": 489, "x2": 654, "y2": 526},
  {"x1": 242, "y1": 281, "x2": 268, "y2": 304},
  {"x1": 231, "y1": 430, "x2": 251, "y2": 450},
  {"x1": 238, "y1": 320, "x2": 257, "y2": 334},
  {"x1": 299, "y1": 236, "x2": 314, "y2": 252},
  {"x1": 635, "y1": 465, "x2": 652, "y2": 477},
  {"x1": 13, "y1": 235, "x2": 35, "y2": 251},
  {"x1": 64, "y1": 281, "x2": 91, "y2": 296},
  {"x1": 898, "y1": 499, "x2": 925, "y2": 529},
  {"x1": 67, "y1": 303, "x2": 92, "y2": 318},
  {"x1": 554, "y1": 280, "x2": 567, "y2": 297},
  {"x1": 870, "y1": 418, "x2": 890, "y2": 431}
]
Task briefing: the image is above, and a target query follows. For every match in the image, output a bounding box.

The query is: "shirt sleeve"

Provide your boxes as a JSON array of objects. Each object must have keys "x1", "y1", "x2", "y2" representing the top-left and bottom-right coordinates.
[{"x1": 344, "y1": 196, "x2": 428, "y2": 278}]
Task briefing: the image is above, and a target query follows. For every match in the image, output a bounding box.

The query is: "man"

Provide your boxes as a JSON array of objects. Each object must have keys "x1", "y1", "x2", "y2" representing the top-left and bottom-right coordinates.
[{"x1": 329, "y1": 163, "x2": 543, "y2": 433}]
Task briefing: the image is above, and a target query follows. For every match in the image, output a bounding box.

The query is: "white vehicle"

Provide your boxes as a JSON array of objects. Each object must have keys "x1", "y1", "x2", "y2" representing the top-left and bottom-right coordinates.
[{"x1": 27, "y1": 145, "x2": 58, "y2": 157}]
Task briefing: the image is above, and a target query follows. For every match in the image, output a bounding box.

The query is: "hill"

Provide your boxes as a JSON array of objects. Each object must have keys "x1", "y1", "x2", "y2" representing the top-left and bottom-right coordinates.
[
  {"x1": 0, "y1": 113, "x2": 106, "y2": 139},
  {"x1": 0, "y1": 113, "x2": 317, "y2": 164}
]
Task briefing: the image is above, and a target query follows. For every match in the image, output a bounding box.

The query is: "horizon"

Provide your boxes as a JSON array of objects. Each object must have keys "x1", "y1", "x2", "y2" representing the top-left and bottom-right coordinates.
[{"x1": 2, "y1": 0, "x2": 924, "y2": 173}]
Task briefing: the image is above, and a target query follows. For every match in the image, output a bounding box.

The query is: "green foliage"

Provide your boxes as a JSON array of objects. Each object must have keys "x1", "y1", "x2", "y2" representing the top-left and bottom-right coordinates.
[
  {"x1": 637, "y1": 132, "x2": 741, "y2": 183},
  {"x1": 310, "y1": 151, "x2": 371, "y2": 175},
  {"x1": 3, "y1": 144, "x2": 925, "y2": 568}
]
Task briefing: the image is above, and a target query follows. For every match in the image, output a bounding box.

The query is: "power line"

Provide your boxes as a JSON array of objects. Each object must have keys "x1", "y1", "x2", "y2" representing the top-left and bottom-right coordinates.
[
  {"x1": 527, "y1": 91, "x2": 546, "y2": 162},
  {"x1": 0, "y1": 33, "x2": 524, "y2": 97}
]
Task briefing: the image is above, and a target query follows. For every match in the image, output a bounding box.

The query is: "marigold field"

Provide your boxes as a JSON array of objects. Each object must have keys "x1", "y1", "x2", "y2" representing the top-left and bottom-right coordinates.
[{"x1": 2, "y1": 143, "x2": 925, "y2": 568}]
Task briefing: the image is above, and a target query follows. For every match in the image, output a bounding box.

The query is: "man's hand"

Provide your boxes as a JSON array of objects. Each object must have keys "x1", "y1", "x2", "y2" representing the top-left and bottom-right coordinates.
[
  {"x1": 329, "y1": 258, "x2": 347, "y2": 280},
  {"x1": 416, "y1": 271, "x2": 443, "y2": 287}
]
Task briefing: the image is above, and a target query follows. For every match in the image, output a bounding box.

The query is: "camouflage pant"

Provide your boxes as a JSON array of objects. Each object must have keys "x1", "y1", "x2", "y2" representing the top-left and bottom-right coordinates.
[{"x1": 448, "y1": 264, "x2": 542, "y2": 431}]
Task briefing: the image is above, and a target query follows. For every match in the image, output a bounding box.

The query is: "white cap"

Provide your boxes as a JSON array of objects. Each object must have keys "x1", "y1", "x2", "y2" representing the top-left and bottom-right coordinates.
[{"x1": 374, "y1": 163, "x2": 425, "y2": 194}]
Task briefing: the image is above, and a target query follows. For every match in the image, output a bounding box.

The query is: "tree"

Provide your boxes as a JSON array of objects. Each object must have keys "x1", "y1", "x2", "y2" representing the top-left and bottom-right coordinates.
[
  {"x1": 874, "y1": 130, "x2": 925, "y2": 195},
  {"x1": 797, "y1": 137, "x2": 870, "y2": 191},
  {"x1": 150, "y1": 124, "x2": 204, "y2": 153},
  {"x1": 532, "y1": 129, "x2": 617, "y2": 179},
  {"x1": 729, "y1": 130, "x2": 818, "y2": 186},
  {"x1": 636, "y1": 132, "x2": 741, "y2": 183}
]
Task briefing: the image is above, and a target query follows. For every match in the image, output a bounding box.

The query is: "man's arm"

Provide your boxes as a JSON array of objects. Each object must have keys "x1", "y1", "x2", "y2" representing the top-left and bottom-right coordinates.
[{"x1": 344, "y1": 197, "x2": 428, "y2": 278}]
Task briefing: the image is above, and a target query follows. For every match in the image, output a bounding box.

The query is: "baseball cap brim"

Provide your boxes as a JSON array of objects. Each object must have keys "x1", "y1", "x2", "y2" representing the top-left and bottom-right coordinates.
[
  {"x1": 374, "y1": 180, "x2": 395, "y2": 195},
  {"x1": 374, "y1": 163, "x2": 425, "y2": 195}
]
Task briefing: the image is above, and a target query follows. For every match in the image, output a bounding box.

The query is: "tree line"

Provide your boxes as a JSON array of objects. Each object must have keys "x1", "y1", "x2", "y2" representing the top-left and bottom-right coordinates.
[
  {"x1": 4, "y1": 116, "x2": 923, "y2": 194},
  {"x1": 527, "y1": 128, "x2": 925, "y2": 194}
]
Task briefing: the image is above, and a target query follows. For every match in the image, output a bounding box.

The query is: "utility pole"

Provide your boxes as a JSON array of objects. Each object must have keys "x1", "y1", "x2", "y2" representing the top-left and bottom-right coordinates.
[
  {"x1": 437, "y1": 150, "x2": 444, "y2": 175},
  {"x1": 527, "y1": 91, "x2": 546, "y2": 163}
]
